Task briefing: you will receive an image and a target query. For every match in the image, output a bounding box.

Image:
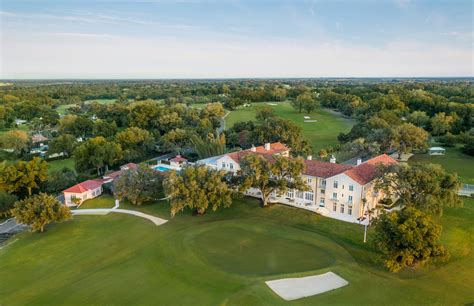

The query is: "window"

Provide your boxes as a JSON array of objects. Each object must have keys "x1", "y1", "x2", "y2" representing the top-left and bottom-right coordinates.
[
  {"x1": 333, "y1": 203, "x2": 337, "y2": 212},
  {"x1": 305, "y1": 191, "x2": 314, "y2": 201},
  {"x1": 319, "y1": 198, "x2": 325, "y2": 207},
  {"x1": 229, "y1": 163, "x2": 234, "y2": 170},
  {"x1": 340, "y1": 204, "x2": 345, "y2": 214},
  {"x1": 307, "y1": 178, "x2": 312, "y2": 184},
  {"x1": 320, "y1": 179, "x2": 326, "y2": 187},
  {"x1": 296, "y1": 191, "x2": 304, "y2": 199},
  {"x1": 348, "y1": 195, "x2": 353, "y2": 203},
  {"x1": 348, "y1": 205, "x2": 352, "y2": 215},
  {"x1": 286, "y1": 190, "x2": 294, "y2": 198},
  {"x1": 321, "y1": 189, "x2": 325, "y2": 194},
  {"x1": 332, "y1": 192, "x2": 337, "y2": 200},
  {"x1": 349, "y1": 185, "x2": 354, "y2": 191},
  {"x1": 221, "y1": 162, "x2": 226, "y2": 168},
  {"x1": 333, "y1": 181, "x2": 339, "y2": 188}
]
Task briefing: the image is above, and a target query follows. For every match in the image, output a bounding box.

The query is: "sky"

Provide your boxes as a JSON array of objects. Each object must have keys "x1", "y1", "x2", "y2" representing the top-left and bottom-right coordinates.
[{"x1": 0, "y1": 0, "x2": 473, "y2": 79}]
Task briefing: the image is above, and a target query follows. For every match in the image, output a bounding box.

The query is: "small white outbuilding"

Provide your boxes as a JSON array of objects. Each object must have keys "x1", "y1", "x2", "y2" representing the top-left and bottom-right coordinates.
[{"x1": 428, "y1": 147, "x2": 446, "y2": 155}]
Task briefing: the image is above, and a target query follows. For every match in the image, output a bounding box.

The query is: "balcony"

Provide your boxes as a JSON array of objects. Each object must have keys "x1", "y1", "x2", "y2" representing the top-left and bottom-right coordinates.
[{"x1": 318, "y1": 184, "x2": 327, "y2": 189}]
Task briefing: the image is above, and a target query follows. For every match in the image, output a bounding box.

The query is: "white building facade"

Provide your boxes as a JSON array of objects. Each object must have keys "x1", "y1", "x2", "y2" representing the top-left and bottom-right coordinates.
[{"x1": 198, "y1": 142, "x2": 396, "y2": 224}]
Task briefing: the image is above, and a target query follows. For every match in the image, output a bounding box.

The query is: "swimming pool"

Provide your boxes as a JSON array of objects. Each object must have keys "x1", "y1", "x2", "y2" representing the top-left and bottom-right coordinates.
[{"x1": 154, "y1": 165, "x2": 171, "y2": 172}]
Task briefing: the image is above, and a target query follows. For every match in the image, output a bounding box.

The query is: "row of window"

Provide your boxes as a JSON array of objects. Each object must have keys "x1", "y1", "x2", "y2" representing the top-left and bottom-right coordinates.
[
  {"x1": 286, "y1": 190, "x2": 314, "y2": 201},
  {"x1": 319, "y1": 179, "x2": 354, "y2": 191},
  {"x1": 332, "y1": 203, "x2": 352, "y2": 215},
  {"x1": 221, "y1": 162, "x2": 234, "y2": 170},
  {"x1": 330, "y1": 193, "x2": 353, "y2": 203}
]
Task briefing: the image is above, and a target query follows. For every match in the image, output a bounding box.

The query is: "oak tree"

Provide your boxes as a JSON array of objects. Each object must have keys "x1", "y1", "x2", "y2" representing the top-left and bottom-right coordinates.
[{"x1": 12, "y1": 193, "x2": 71, "y2": 233}]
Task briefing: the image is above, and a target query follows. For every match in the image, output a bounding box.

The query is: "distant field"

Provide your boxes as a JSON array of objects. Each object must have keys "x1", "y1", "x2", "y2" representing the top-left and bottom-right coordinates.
[
  {"x1": 47, "y1": 158, "x2": 75, "y2": 173},
  {"x1": 84, "y1": 99, "x2": 117, "y2": 105},
  {"x1": 56, "y1": 99, "x2": 118, "y2": 115},
  {"x1": 225, "y1": 101, "x2": 354, "y2": 152},
  {"x1": 56, "y1": 104, "x2": 76, "y2": 115},
  {"x1": 409, "y1": 146, "x2": 474, "y2": 184},
  {"x1": 0, "y1": 124, "x2": 29, "y2": 136}
]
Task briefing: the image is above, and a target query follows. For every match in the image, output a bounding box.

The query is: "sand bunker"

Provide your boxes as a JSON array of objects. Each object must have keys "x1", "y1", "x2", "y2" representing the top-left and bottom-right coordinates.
[{"x1": 265, "y1": 272, "x2": 348, "y2": 301}]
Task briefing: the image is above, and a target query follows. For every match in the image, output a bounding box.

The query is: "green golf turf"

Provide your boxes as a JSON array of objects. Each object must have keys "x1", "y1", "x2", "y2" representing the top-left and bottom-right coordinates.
[
  {"x1": 225, "y1": 101, "x2": 354, "y2": 152},
  {"x1": 0, "y1": 197, "x2": 472, "y2": 305}
]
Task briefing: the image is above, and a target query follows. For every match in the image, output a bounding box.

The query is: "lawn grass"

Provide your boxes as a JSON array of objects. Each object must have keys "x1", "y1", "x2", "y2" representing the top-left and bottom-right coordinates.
[
  {"x1": 0, "y1": 196, "x2": 472, "y2": 305},
  {"x1": 225, "y1": 102, "x2": 354, "y2": 152},
  {"x1": 78, "y1": 194, "x2": 116, "y2": 209},
  {"x1": 84, "y1": 99, "x2": 117, "y2": 105},
  {"x1": 47, "y1": 158, "x2": 75, "y2": 174},
  {"x1": 0, "y1": 124, "x2": 29, "y2": 136},
  {"x1": 409, "y1": 146, "x2": 474, "y2": 184},
  {"x1": 55, "y1": 104, "x2": 76, "y2": 115}
]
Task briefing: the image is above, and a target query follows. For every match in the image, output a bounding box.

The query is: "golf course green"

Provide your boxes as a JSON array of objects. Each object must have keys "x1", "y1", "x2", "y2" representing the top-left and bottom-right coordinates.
[{"x1": 0, "y1": 196, "x2": 472, "y2": 305}]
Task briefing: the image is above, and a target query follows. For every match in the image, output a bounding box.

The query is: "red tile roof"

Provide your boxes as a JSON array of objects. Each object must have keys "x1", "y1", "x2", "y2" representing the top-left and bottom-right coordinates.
[
  {"x1": 170, "y1": 155, "x2": 187, "y2": 163},
  {"x1": 253, "y1": 142, "x2": 289, "y2": 155},
  {"x1": 104, "y1": 170, "x2": 122, "y2": 180},
  {"x1": 344, "y1": 154, "x2": 397, "y2": 185},
  {"x1": 303, "y1": 160, "x2": 353, "y2": 178},
  {"x1": 226, "y1": 142, "x2": 289, "y2": 163},
  {"x1": 63, "y1": 179, "x2": 103, "y2": 194},
  {"x1": 103, "y1": 163, "x2": 138, "y2": 180},
  {"x1": 120, "y1": 163, "x2": 137, "y2": 170}
]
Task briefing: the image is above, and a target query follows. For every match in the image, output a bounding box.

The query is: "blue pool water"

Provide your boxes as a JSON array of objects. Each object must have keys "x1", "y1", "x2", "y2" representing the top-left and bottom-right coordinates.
[{"x1": 154, "y1": 165, "x2": 171, "y2": 172}]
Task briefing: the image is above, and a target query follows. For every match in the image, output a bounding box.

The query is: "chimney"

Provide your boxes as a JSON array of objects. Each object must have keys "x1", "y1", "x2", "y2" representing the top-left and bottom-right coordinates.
[
  {"x1": 264, "y1": 143, "x2": 271, "y2": 150},
  {"x1": 356, "y1": 158, "x2": 362, "y2": 166},
  {"x1": 250, "y1": 145, "x2": 256, "y2": 152},
  {"x1": 330, "y1": 155, "x2": 336, "y2": 163},
  {"x1": 307, "y1": 155, "x2": 313, "y2": 160}
]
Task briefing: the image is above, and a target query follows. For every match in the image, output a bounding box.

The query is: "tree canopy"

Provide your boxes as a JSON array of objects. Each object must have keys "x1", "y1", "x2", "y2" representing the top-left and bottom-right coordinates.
[
  {"x1": 163, "y1": 165, "x2": 233, "y2": 215},
  {"x1": 238, "y1": 154, "x2": 308, "y2": 207},
  {"x1": 376, "y1": 163, "x2": 462, "y2": 216},
  {"x1": 0, "y1": 157, "x2": 48, "y2": 197},
  {"x1": 74, "y1": 137, "x2": 123, "y2": 175},
  {"x1": 12, "y1": 193, "x2": 71, "y2": 233},
  {"x1": 373, "y1": 207, "x2": 449, "y2": 272},
  {"x1": 114, "y1": 164, "x2": 164, "y2": 205}
]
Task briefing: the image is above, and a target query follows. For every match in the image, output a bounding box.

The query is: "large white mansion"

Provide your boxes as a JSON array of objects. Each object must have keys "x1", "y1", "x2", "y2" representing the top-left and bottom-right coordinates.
[{"x1": 197, "y1": 142, "x2": 397, "y2": 224}]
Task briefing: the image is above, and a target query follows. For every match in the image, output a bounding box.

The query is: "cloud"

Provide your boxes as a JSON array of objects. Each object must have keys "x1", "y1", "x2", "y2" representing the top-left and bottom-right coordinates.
[
  {"x1": 1, "y1": 33, "x2": 472, "y2": 78},
  {"x1": 42, "y1": 32, "x2": 118, "y2": 38}
]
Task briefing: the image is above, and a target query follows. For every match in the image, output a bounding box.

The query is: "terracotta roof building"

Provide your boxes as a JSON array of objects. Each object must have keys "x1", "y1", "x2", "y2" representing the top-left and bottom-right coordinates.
[
  {"x1": 343, "y1": 154, "x2": 396, "y2": 185},
  {"x1": 63, "y1": 179, "x2": 105, "y2": 206}
]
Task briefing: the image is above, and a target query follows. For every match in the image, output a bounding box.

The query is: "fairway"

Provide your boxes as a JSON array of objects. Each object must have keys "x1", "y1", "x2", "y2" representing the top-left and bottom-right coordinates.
[
  {"x1": 409, "y1": 146, "x2": 474, "y2": 184},
  {"x1": 225, "y1": 102, "x2": 354, "y2": 152},
  {"x1": 0, "y1": 197, "x2": 472, "y2": 305}
]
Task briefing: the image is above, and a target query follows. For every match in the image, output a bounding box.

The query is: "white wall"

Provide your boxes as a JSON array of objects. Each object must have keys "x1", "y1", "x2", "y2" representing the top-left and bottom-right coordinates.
[
  {"x1": 64, "y1": 187, "x2": 102, "y2": 206},
  {"x1": 216, "y1": 155, "x2": 240, "y2": 173}
]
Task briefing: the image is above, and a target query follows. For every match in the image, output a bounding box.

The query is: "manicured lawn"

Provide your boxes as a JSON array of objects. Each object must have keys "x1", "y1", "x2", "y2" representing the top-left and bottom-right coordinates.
[
  {"x1": 225, "y1": 102, "x2": 354, "y2": 152},
  {"x1": 78, "y1": 194, "x2": 116, "y2": 209},
  {"x1": 47, "y1": 158, "x2": 75, "y2": 173},
  {"x1": 84, "y1": 99, "x2": 117, "y2": 105},
  {"x1": 56, "y1": 103, "x2": 76, "y2": 115},
  {"x1": 0, "y1": 197, "x2": 472, "y2": 305},
  {"x1": 0, "y1": 124, "x2": 29, "y2": 136},
  {"x1": 409, "y1": 146, "x2": 474, "y2": 184}
]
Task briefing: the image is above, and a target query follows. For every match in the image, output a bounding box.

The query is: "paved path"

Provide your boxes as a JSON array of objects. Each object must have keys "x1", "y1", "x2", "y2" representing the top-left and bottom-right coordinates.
[
  {"x1": 0, "y1": 218, "x2": 27, "y2": 234},
  {"x1": 72, "y1": 208, "x2": 168, "y2": 226}
]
